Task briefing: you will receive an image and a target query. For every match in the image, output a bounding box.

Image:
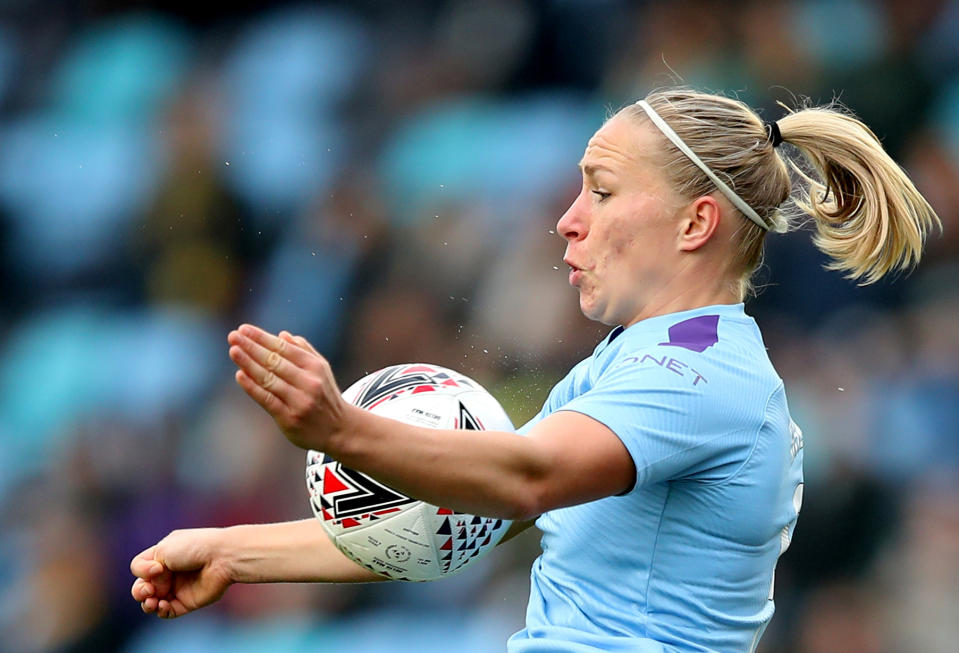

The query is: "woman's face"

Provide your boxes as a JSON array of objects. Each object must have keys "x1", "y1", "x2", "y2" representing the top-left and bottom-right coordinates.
[{"x1": 558, "y1": 115, "x2": 687, "y2": 327}]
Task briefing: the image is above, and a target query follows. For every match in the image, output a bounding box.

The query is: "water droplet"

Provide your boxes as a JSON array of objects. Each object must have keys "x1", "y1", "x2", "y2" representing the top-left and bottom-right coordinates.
[
  {"x1": 483, "y1": 349, "x2": 488, "y2": 354},
  {"x1": 547, "y1": 229, "x2": 555, "y2": 234},
  {"x1": 385, "y1": 337, "x2": 390, "y2": 342},
  {"x1": 311, "y1": 251, "x2": 316, "y2": 256},
  {"x1": 224, "y1": 161, "x2": 230, "y2": 166},
  {"x1": 552, "y1": 266, "x2": 559, "y2": 270},
  {"x1": 443, "y1": 241, "x2": 448, "y2": 246},
  {"x1": 837, "y1": 387, "x2": 845, "y2": 392}
]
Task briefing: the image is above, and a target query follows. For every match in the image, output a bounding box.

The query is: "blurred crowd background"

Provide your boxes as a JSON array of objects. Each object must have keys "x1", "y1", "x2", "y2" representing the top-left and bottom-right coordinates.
[{"x1": 0, "y1": 1, "x2": 957, "y2": 652}]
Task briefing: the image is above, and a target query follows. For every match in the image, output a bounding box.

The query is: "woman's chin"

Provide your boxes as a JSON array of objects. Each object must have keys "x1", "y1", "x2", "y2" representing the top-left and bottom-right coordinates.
[{"x1": 580, "y1": 299, "x2": 612, "y2": 326}]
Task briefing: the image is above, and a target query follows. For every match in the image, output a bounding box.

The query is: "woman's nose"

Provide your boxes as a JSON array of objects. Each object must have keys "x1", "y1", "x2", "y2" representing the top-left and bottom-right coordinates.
[{"x1": 556, "y1": 194, "x2": 588, "y2": 242}]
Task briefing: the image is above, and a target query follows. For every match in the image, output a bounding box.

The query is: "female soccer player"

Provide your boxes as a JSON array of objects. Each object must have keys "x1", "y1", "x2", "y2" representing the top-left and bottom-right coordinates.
[{"x1": 131, "y1": 88, "x2": 938, "y2": 652}]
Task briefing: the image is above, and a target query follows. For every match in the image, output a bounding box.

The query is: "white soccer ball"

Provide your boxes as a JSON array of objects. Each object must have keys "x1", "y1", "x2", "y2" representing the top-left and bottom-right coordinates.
[{"x1": 305, "y1": 363, "x2": 515, "y2": 581}]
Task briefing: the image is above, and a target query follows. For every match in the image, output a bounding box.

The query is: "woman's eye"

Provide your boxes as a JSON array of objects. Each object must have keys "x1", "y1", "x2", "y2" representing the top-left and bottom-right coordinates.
[{"x1": 592, "y1": 190, "x2": 611, "y2": 202}]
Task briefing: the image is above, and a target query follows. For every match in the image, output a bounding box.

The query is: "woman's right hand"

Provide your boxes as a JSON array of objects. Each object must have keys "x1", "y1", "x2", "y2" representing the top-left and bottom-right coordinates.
[{"x1": 130, "y1": 528, "x2": 234, "y2": 619}]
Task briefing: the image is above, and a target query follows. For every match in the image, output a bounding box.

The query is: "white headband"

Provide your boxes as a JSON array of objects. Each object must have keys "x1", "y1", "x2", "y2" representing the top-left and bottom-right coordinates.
[{"x1": 636, "y1": 100, "x2": 770, "y2": 231}]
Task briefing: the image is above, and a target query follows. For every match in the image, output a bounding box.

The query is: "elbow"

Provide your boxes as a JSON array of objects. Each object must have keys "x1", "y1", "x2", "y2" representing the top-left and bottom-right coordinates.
[
  {"x1": 498, "y1": 442, "x2": 557, "y2": 521},
  {"x1": 483, "y1": 436, "x2": 557, "y2": 522},
  {"x1": 498, "y1": 479, "x2": 549, "y2": 522},
  {"x1": 500, "y1": 500, "x2": 539, "y2": 523}
]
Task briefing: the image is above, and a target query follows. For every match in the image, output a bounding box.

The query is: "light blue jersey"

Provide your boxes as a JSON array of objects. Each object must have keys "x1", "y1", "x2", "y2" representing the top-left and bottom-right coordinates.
[{"x1": 508, "y1": 304, "x2": 804, "y2": 653}]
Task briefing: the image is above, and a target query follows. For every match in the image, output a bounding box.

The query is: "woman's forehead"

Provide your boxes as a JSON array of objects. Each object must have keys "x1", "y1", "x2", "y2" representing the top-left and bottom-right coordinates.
[{"x1": 581, "y1": 117, "x2": 661, "y2": 175}]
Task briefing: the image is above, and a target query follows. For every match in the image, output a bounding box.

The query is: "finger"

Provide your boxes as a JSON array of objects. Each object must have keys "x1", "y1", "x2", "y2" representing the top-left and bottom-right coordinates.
[
  {"x1": 235, "y1": 369, "x2": 288, "y2": 416},
  {"x1": 229, "y1": 346, "x2": 296, "y2": 406},
  {"x1": 229, "y1": 334, "x2": 305, "y2": 391},
  {"x1": 157, "y1": 597, "x2": 189, "y2": 619},
  {"x1": 167, "y1": 597, "x2": 190, "y2": 618},
  {"x1": 147, "y1": 549, "x2": 175, "y2": 597},
  {"x1": 279, "y1": 330, "x2": 320, "y2": 356},
  {"x1": 142, "y1": 597, "x2": 159, "y2": 614},
  {"x1": 278, "y1": 330, "x2": 304, "y2": 350},
  {"x1": 132, "y1": 578, "x2": 155, "y2": 601},
  {"x1": 234, "y1": 324, "x2": 316, "y2": 367},
  {"x1": 151, "y1": 568, "x2": 173, "y2": 599},
  {"x1": 295, "y1": 335, "x2": 320, "y2": 356}
]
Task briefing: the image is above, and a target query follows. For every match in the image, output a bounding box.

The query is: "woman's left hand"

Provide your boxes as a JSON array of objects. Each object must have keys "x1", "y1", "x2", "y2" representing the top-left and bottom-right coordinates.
[{"x1": 227, "y1": 324, "x2": 348, "y2": 451}]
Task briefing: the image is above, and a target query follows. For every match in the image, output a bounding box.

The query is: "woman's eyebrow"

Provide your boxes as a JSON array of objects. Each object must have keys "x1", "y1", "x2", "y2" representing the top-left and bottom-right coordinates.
[{"x1": 578, "y1": 162, "x2": 615, "y2": 177}]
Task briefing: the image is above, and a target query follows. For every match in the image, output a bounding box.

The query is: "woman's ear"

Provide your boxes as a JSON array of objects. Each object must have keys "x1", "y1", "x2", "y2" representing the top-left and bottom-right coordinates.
[{"x1": 678, "y1": 195, "x2": 722, "y2": 252}]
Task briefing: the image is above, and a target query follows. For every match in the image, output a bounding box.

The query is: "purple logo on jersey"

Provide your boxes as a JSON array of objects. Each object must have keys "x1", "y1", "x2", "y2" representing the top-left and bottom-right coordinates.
[{"x1": 659, "y1": 315, "x2": 719, "y2": 352}]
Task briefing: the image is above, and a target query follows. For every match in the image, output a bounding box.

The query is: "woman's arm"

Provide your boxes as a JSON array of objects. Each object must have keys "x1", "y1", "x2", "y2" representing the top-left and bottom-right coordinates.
[
  {"x1": 227, "y1": 325, "x2": 635, "y2": 520},
  {"x1": 219, "y1": 519, "x2": 387, "y2": 584},
  {"x1": 131, "y1": 519, "x2": 385, "y2": 619}
]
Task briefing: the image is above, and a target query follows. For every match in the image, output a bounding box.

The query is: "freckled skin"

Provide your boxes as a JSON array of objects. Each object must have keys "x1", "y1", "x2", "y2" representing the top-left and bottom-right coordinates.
[
  {"x1": 558, "y1": 116, "x2": 687, "y2": 326},
  {"x1": 558, "y1": 116, "x2": 741, "y2": 327}
]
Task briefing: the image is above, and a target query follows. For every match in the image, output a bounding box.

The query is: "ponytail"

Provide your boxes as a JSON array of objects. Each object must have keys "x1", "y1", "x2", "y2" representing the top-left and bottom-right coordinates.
[
  {"x1": 778, "y1": 107, "x2": 940, "y2": 284},
  {"x1": 622, "y1": 88, "x2": 939, "y2": 295}
]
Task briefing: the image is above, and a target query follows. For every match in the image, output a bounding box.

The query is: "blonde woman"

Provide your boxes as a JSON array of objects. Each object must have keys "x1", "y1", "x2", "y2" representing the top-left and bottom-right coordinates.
[{"x1": 132, "y1": 88, "x2": 938, "y2": 652}]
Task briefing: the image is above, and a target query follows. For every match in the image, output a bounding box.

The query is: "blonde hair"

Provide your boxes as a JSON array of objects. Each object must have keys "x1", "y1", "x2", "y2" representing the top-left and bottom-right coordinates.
[{"x1": 619, "y1": 88, "x2": 940, "y2": 296}]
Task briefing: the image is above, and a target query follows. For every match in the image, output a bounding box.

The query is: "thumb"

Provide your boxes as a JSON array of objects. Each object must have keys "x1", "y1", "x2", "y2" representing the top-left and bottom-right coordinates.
[
  {"x1": 131, "y1": 546, "x2": 165, "y2": 579},
  {"x1": 153, "y1": 536, "x2": 207, "y2": 574},
  {"x1": 279, "y1": 331, "x2": 319, "y2": 356},
  {"x1": 150, "y1": 535, "x2": 205, "y2": 599},
  {"x1": 294, "y1": 336, "x2": 318, "y2": 356}
]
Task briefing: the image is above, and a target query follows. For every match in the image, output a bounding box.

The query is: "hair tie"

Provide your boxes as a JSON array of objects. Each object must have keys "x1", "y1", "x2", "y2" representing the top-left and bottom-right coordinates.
[{"x1": 766, "y1": 121, "x2": 783, "y2": 148}]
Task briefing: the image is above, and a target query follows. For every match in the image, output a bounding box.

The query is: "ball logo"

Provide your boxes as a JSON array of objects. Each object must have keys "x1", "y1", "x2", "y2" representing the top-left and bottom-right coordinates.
[{"x1": 386, "y1": 545, "x2": 411, "y2": 563}]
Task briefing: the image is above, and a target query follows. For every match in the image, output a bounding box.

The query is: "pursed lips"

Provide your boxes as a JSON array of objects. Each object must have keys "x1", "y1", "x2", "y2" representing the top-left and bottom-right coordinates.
[{"x1": 564, "y1": 257, "x2": 585, "y2": 286}]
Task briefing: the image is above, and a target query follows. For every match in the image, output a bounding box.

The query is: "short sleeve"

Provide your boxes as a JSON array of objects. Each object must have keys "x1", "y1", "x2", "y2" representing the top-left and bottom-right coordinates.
[
  {"x1": 517, "y1": 358, "x2": 591, "y2": 436},
  {"x1": 560, "y1": 346, "x2": 746, "y2": 490},
  {"x1": 516, "y1": 416, "x2": 539, "y2": 436}
]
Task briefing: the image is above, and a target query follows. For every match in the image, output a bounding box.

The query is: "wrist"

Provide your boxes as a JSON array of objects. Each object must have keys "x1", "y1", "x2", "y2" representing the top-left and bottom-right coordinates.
[
  {"x1": 324, "y1": 403, "x2": 370, "y2": 462},
  {"x1": 215, "y1": 525, "x2": 251, "y2": 585}
]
